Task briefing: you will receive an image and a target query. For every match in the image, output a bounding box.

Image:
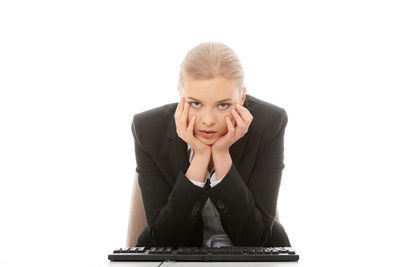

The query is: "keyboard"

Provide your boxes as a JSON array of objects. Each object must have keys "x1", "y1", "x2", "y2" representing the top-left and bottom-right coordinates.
[{"x1": 108, "y1": 246, "x2": 299, "y2": 262}]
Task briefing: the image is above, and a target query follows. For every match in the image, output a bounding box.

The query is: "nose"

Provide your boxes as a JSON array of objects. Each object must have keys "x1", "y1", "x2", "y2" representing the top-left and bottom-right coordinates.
[{"x1": 200, "y1": 108, "x2": 216, "y2": 127}]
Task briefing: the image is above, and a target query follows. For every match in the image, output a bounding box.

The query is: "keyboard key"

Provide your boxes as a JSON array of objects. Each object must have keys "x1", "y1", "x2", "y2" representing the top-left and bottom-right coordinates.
[
  {"x1": 148, "y1": 247, "x2": 157, "y2": 254},
  {"x1": 121, "y1": 248, "x2": 130, "y2": 253},
  {"x1": 256, "y1": 248, "x2": 263, "y2": 254},
  {"x1": 248, "y1": 248, "x2": 256, "y2": 254},
  {"x1": 136, "y1": 247, "x2": 146, "y2": 253},
  {"x1": 128, "y1": 247, "x2": 138, "y2": 253},
  {"x1": 155, "y1": 247, "x2": 165, "y2": 253},
  {"x1": 272, "y1": 249, "x2": 280, "y2": 254},
  {"x1": 113, "y1": 248, "x2": 122, "y2": 253}
]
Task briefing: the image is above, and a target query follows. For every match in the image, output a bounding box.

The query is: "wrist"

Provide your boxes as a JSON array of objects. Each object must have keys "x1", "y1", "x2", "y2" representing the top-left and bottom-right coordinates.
[
  {"x1": 212, "y1": 147, "x2": 230, "y2": 157},
  {"x1": 186, "y1": 152, "x2": 211, "y2": 183},
  {"x1": 195, "y1": 148, "x2": 212, "y2": 158},
  {"x1": 212, "y1": 150, "x2": 232, "y2": 180},
  {"x1": 193, "y1": 152, "x2": 211, "y2": 164}
]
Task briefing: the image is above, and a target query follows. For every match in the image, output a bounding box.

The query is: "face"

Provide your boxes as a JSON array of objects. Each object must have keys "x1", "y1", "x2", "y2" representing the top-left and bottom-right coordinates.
[{"x1": 178, "y1": 76, "x2": 247, "y2": 145}]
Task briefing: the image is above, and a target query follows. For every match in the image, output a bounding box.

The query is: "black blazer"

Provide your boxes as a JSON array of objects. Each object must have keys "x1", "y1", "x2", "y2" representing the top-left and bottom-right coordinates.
[{"x1": 131, "y1": 94, "x2": 289, "y2": 248}]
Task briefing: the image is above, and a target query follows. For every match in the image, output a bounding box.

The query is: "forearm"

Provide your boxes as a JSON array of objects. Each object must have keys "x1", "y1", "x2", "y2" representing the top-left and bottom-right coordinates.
[
  {"x1": 142, "y1": 170, "x2": 209, "y2": 247},
  {"x1": 185, "y1": 152, "x2": 210, "y2": 182},
  {"x1": 212, "y1": 149, "x2": 232, "y2": 180},
  {"x1": 208, "y1": 163, "x2": 274, "y2": 246}
]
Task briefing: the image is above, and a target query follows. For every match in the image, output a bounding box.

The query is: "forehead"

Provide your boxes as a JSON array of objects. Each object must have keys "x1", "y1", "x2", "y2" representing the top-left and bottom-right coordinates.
[{"x1": 183, "y1": 77, "x2": 239, "y2": 102}]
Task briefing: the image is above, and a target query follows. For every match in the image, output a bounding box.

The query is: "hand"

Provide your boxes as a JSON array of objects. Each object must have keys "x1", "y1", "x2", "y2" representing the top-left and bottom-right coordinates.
[
  {"x1": 174, "y1": 97, "x2": 212, "y2": 156},
  {"x1": 212, "y1": 103, "x2": 253, "y2": 154}
]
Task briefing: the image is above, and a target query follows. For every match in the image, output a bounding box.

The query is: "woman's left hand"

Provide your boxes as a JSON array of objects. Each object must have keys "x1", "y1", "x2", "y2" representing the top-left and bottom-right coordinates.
[{"x1": 212, "y1": 104, "x2": 253, "y2": 154}]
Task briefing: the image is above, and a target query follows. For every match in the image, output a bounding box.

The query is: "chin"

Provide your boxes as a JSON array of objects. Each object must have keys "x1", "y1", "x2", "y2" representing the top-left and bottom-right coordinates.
[
  {"x1": 196, "y1": 134, "x2": 216, "y2": 145},
  {"x1": 203, "y1": 139, "x2": 215, "y2": 145}
]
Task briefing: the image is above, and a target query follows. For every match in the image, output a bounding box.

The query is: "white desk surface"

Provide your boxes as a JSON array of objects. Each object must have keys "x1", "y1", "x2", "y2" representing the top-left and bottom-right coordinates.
[
  {"x1": 1, "y1": 245, "x2": 395, "y2": 267},
  {"x1": 0, "y1": 251, "x2": 394, "y2": 267}
]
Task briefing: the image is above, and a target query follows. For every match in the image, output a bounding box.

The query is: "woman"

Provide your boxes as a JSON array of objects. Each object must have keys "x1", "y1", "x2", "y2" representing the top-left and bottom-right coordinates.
[{"x1": 131, "y1": 42, "x2": 291, "y2": 248}]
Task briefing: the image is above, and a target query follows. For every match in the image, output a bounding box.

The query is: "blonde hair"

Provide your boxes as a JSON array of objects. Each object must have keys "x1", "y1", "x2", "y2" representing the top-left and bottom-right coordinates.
[{"x1": 178, "y1": 42, "x2": 245, "y2": 95}]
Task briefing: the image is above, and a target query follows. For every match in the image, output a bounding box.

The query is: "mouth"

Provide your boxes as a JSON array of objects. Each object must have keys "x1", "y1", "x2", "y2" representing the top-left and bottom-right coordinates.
[{"x1": 198, "y1": 130, "x2": 217, "y2": 139}]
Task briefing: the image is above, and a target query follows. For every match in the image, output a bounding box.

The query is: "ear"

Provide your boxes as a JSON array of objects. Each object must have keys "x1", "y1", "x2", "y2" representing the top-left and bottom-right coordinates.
[{"x1": 240, "y1": 87, "x2": 247, "y2": 105}]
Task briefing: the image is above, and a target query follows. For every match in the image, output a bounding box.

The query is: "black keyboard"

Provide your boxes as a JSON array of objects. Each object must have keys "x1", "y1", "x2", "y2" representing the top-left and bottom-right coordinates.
[{"x1": 108, "y1": 246, "x2": 299, "y2": 262}]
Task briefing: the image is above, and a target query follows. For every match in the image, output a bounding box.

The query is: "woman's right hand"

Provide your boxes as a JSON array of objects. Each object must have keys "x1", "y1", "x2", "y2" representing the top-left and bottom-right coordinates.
[{"x1": 174, "y1": 97, "x2": 211, "y2": 156}]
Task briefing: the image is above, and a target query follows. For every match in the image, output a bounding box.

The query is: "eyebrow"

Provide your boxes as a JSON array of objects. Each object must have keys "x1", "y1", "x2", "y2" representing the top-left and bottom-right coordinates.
[{"x1": 186, "y1": 97, "x2": 232, "y2": 103}]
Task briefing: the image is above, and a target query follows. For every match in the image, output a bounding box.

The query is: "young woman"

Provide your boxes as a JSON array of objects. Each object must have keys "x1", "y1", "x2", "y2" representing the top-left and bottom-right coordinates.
[{"x1": 131, "y1": 42, "x2": 291, "y2": 248}]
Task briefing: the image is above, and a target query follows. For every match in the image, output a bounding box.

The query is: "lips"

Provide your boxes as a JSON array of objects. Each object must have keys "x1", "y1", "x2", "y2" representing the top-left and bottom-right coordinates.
[
  {"x1": 199, "y1": 130, "x2": 217, "y2": 133},
  {"x1": 198, "y1": 130, "x2": 217, "y2": 139}
]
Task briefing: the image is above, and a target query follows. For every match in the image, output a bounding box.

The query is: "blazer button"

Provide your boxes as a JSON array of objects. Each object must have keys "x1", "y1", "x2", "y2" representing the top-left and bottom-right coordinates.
[
  {"x1": 194, "y1": 202, "x2": 201, "y2": 211},
  {"x1": 216, "y1": 200, "x2": 224, "y2": 209},
  {"x1": 190, "y1": 201, "x2": 201, "y2": 217}
]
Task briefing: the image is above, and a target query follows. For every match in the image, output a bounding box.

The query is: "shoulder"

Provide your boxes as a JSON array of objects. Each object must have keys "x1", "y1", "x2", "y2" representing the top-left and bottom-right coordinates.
[
  {"x1": 245, "y1": 94, "x2": 288, "y2": 139},
  {"x1": 131, "y1": 102, "x2": 177, "y2": 150}
]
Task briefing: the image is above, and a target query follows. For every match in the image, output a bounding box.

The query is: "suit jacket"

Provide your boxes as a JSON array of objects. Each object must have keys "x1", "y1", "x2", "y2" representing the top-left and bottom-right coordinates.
[{"x1": 131, "y1": 94, "x2": 289, "y2": 248}]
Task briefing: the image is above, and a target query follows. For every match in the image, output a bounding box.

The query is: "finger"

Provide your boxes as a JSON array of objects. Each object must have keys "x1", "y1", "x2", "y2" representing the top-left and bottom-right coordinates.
[
  {"x1": 176, "y1": 101, "x2": 187, "y2": 137},
  {"x1": 187, "y1": 115, "x2": 195, "y2": 135},
  {"x1": 175, "y1": 97, "x2": 184, "y2": 118},
  {"x1": 175, "y1": 97, "x2": 183, "y2": 120},
  {"x1": 178, "y1": 97, "x2": 184, "y2": 111},
  {"x1": 226, "y1": 116, "x2": 235, "y2": 136},
  {"x1": 180, "y1": 102, "x2": 189, "y2": 126},
  {"x1": 237, "y1": 106, "x2": 253, "y2": 134},
  {"x1": 247, "y1": 108, "x2": 254, "y2": 120},
  {"x1": 231, "y1": 109, "x2": 245, "y2": 128},
  {"x1": 235, "y1": 104, "x2": 251, "y2": 123},
  {"x1": 231, "y1": 109, "x2": 247, "y2": 138},
  {"x1": 243, "y1": 106, "x2": 254, "y2": 121}
]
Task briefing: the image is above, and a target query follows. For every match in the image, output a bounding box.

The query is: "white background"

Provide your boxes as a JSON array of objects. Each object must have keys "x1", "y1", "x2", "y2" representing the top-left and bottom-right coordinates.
[{"x1": 1, "y1": 1, "x2": 399, "y2": 266}]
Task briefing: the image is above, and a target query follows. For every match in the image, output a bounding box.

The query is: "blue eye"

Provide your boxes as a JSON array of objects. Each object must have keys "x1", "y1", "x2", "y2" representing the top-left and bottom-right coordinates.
[
  {"x1": 219, "y1": 103, "x2": 230, "y2": 109},
  {"x1": 191, "y1": 102, "x2": 201, "y2": 108}
]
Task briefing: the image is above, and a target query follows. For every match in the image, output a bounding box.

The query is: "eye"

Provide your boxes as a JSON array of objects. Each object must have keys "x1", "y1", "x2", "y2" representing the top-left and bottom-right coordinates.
[
  {"x1": 218, "y1": 103, "x2": 230, "y2": 109},
  {"x1": 190, "y1": 102, "x2": 201, "y2": 108}
]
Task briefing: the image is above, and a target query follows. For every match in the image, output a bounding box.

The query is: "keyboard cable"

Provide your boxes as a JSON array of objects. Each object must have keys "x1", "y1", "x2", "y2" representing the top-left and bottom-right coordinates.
[{"x1": 157, "y1": 259, "x2": 175, "y2": 267}]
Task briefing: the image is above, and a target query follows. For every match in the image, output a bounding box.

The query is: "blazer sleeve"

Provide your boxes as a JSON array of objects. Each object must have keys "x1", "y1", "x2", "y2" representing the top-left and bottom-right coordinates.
[
  {"x1": 131, "y1": 115, "x2": 209, "y2": 248},
  {"x1": 207, "y1": 108, "x2": 288, "y2": 246}
]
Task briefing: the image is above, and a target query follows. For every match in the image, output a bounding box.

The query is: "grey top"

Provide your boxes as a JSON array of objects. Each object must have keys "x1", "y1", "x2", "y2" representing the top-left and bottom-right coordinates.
[{"x1": 187, "y1": 144, "x2": 233, "y2": 247}]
